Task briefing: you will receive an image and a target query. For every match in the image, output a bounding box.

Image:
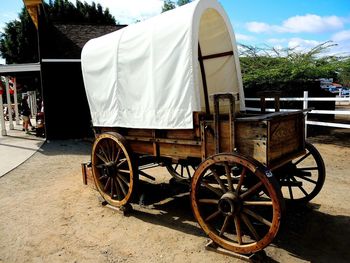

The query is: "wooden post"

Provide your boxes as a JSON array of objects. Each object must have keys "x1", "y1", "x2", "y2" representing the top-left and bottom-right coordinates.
[
  {"x1": 0, "y1": 86, "x2": 7, "y2": 136},
  {"x1": 303, "y1": 91, "x2": 308, "y2": 138},
  {"x1": 5, "y1": 77, "x2": 14, "y2": 130},
  {"x1": 13, "y1": 77, "x2": 20, "y2": 125}
]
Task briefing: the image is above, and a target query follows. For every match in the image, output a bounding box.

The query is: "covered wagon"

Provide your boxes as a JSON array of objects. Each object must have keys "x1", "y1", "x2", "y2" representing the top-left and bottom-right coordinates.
[{"x1": 81, "y1": 0, "x2": 325, "y2": 255}]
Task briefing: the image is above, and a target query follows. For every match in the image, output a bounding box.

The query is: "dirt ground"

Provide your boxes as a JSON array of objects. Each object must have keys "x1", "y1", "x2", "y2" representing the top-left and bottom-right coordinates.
[{"x1": 0, "y1": 129, "x2": 350, "y2": 263}]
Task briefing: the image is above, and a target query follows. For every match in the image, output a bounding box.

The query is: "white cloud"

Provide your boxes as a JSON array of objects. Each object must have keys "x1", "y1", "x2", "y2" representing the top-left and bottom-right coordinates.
[
  {"x1": 245, "y1": 22, "x2": 271, "y2": 33},
  {"x1": 246, "y1": 14, "x2": 345, "y2": 34},
  {"x1": 235, "y1": 33, "x2": 255, "y2": 41},
  {"x1": 69, "y1": 0, "x2": 163, "y2": 24},
  {"x1": 267, "y1": 38, "x2": 287, "y2": 44},
  {"x1": 332, "y1": 30, "x2": 350, "y2": 42},
  {"x1": 282, "y1": 14, "x2": 343, "y2": 33},
  {"x1": 288, "y1": 37, "x2": 322, "y2": 51}
]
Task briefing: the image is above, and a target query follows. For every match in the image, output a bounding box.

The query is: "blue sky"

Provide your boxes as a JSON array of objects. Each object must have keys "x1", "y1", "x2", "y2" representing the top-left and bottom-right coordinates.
[{"x1": 1, "y1": 0, "x2": 350, "y2": 64}]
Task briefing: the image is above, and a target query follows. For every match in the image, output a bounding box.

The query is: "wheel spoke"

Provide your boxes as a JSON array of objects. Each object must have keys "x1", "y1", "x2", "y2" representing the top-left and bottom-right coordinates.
[
  {"x1": 115, "y1": 148, "x2": 121, "y2": 162},
  {"x1": 96, "y1": 152, "x2": 108, "y2": 164},
  {"x1": 209, "y1": 168, "x2": 227, "y2": 192},
  {"x1": 219, "y1": 216, "x2": 230, "y2": 236},
  {"x1": 224, "y1": 162, "x2": 234, "y2": 192},
  {"x1": 118, "y1": 169, "x2": 130, "y2": 174},
  {"x1": 243, "y1": 208, "x2": 272, "y2": 227},
  {"x1": 117, "y1": 173, "x2": 130, "y2": 187},
  {"x1": 288, "y1": 179, "x2": 294, "y2": 200},
  {"x1": 294, "y1": 152, "x2": 311, "y2": 166},
  {"x1": 110, "y1": 140, "x2": 115, "y2": 161},
  {"x1": 174, "y1": 163, "x2": 179, "y2": 171},
  {"x1": 202, "y1": 182, "x2": 223, "y2": 197},
  {"x1": 298, "y1": 167, "x2": 318, "y2": 171},
  {"x1": 104, "y1": 177, "x2": 111, "y2": 192},
  {"x1": 291, "y1": 176, "x2": 309, "y2": 196},
  {"x1": 186, "y1": 165, "x2": 191, "y2": 179},
  {"x1": 99, "y1": 144, "x2": 110, "y2": 162},
  {"x1": 99, "y1": 174, "x2": 108, "y2": 180},
  {"x1": 243, "y1": 201, "x2": 273, "y2": 206},
  {"x1": 104, "y1": 140, "x2": 112, "y2": 161},
  {"x1": 116, "y1": 176, "x2": 127, "y2": 196},
  {"x1": 205, "y1": 210, "x2": 221, "y2": 222},
  {"x1": 240, "y1": 181, "x2": 263, "y2": 200},
  {"x1": 241, "y1": 213, "x2": 260, "y2": 241},
  {"x1": 114, "y1": 178, "x2": 122, "y2": 200},
  {"x1": 236, "y1": 168, "x2": 246, "y2": 195},
  {"x1": 117, "y1": 159, "x2": 127, "y2": 168},
  {"x1": 234, "y1": 216, "x2": 243, "y2": 245},
  {"x1": 110, "y1": 178, "x2": 114, "y2": 197},
  {"x1": 198, "y1": 199, "x2": 219, "y2": 205},
  {"x1": 181, "y1": 165, "x2": 184, "y2": 177}
]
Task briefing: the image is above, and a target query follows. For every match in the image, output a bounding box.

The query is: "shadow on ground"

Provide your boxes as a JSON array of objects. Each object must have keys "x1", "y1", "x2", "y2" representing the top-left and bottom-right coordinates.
[
  {"x1": 308, "y1": 128, "x2": 350, "y2": 147},
  {"x1": 39, "y1": 139, "x2": 92, "y2": 156},
  {"x1": 274, "y1": 203, "x2": 350, "y2": 263},
  {"x1": 120, "y1": 180, "x2": 350, "y2": 263}
]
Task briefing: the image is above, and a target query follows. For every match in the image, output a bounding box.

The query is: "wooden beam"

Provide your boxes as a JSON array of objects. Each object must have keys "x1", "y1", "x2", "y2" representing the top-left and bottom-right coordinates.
[
  {"x1": 201, "y1": 51, "x2": 234, "y2": 60},
  {"x1": 198, "y1": 44, "x2": 210, "y2": 115}
]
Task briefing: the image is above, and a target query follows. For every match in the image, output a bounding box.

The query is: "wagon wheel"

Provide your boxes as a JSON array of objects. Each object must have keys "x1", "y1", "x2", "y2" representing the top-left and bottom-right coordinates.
[
  {"x1": 91, "y1": 132, "x2": 137, "y2": 207},
  {"x1": 277, "y1": 142, "x2": 325, "y2": 203},
  {"x1": 191, "y1": 153, "x2": 284, "y2": 254},
  {"x1": 166, "y1": 160, "x2": 197, "y2": 181}
]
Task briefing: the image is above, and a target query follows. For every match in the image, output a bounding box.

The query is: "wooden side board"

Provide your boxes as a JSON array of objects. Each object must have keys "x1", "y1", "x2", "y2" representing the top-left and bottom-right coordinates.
[{"x1": 94, "y1": 111, "x2": 305, "y2": 168}]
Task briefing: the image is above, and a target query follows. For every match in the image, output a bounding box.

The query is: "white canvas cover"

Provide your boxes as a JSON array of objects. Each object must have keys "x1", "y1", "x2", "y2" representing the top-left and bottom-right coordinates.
[{"x1": 81, "y1": 0, "x2": 244, "y2": 129}]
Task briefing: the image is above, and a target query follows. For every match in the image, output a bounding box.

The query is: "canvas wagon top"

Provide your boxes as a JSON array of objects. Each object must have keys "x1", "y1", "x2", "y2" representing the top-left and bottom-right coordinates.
[{"x1": 81, "y1": 0, "x2": 244, "y2": 129}]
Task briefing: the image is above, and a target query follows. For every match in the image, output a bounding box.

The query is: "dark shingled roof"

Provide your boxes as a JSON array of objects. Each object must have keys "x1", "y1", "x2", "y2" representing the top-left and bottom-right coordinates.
[{"x1": 43, "y1": 24, "x2": 126, "y2": 59}]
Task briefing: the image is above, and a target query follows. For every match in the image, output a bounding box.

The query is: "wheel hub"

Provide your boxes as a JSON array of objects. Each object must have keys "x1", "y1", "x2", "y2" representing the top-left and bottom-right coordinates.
[
  {"x1": 218, "y1": 191, "x2": 241, "y2": 216},
  {"x1": 103, "y1": 161, "x2": 117, "y2": 178}
]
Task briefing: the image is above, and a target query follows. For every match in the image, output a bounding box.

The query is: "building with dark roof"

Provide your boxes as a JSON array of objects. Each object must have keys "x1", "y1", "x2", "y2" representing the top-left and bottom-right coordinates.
[
  {"x1": 1, "y1": 0, "x2": 126, "y2": 139},
  {"x1": 39, "y1": 22, "x2": 125, "y2": 139}
]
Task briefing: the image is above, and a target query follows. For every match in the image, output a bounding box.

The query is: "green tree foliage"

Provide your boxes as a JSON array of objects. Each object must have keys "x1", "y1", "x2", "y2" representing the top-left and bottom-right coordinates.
[
  {"x1": 177, "y1": 0, "x2": 192, "y2": 6},
  {"x1": 162, "y1": 0, "x2": 192, "y2": 12},
  {"x1": 0, "y1": 0, "x2": 117, "y2": 64},
  {"x1": 338, "y1": 58, "x2": 350, "y2": 87},
  {"x1": 48, "y1": 0, "x2": 116, "y2": 24},
  {"x1": 239, "y1": 42, "x2": 349, "y2": 88},
  {"x1": 162, "y1": 1, "x2": 176, "y2": 12},
  {"x1": 0, "y1": 8, "x2": 38, "y2": 64}
]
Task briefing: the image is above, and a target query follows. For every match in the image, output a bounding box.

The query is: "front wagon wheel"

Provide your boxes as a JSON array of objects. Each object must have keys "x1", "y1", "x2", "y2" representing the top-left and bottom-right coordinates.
[
  {"x1": 191, "y1": 153, "x2": 284, "y2": 254},
  {"x1": 91, "y1": 132, "x2": 138, "y2": 207}
]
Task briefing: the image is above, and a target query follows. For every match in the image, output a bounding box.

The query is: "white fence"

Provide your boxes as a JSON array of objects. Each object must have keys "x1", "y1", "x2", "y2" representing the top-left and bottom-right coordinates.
[{"x1": 245, "y1": 91, "x2": 350, "y2": 132}]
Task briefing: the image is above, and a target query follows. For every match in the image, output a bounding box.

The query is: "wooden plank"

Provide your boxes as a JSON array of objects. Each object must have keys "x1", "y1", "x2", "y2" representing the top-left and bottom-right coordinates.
[
  {"x1": 236, "y1": 139, "x2": 267, "y2": 165},
  {"x1": 159, "y1": 143, "x2": 201, "y2": 159},
  {"x1": 268, "y1": 115, "x2": 304, "y2": 163},
  {"x1": 125, "y1": 136, "x2": 201, "y2": 146},
  {"x1": 198, "y1": 44, "x2": 210, "y2": 114},
  {"x1": 201, "y1": 51, "x2": 234, "y2": 60}
]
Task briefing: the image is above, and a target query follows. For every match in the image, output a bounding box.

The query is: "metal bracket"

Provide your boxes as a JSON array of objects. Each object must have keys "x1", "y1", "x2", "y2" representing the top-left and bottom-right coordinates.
[
  {"x1": 205, "y1": 240, "x2": 268, "y2": 262},
  {"x1": 101, "y1": 200, "x2": 133, "y2": 216}
]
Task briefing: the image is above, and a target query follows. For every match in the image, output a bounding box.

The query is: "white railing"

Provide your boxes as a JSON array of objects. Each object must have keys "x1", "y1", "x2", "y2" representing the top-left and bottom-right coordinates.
[{"x1": 244, "y1": 91, "x2": 350, "y2": 133}]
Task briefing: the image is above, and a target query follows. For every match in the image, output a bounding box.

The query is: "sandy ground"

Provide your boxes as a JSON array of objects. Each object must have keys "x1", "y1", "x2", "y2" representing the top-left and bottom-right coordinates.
[{"x1": 0, "y1": 130, "x2": 350, "y2": 263}]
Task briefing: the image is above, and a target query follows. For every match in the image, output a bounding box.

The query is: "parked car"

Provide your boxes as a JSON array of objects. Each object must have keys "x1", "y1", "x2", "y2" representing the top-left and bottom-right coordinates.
[{"x1": 341, "y1": 88, "x2": 350, "y2": 96}]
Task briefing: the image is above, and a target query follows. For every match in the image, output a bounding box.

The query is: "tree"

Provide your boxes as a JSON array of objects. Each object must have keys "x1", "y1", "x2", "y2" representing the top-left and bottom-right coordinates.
[
  {"x1": 162, "y1": 1, "x2": 176, "y2": 13},
  {"x1": 177, "y1": 0, "x2": 192, "y2": 6},
  {"x1": 239, "y1": 42, "x2": 347, "y2": 88},
  {"x1": 161, "y1": 0, "x2": 192, "y2": 13},
  {"x1": 0, "y1": 0, "x2": 117, "y2": 64}
]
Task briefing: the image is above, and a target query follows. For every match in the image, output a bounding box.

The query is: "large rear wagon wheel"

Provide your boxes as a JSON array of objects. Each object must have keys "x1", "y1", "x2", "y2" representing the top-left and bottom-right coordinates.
[
  {"x1": 92, "y1": 132, "x2": 137, "y2": 207},
  {"x1": 191, "y1": 153, "x2": 284, "y2": 254},
  {"x1": 276, "y1": 142, "x2": 325, "y2": 203}
]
